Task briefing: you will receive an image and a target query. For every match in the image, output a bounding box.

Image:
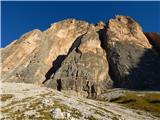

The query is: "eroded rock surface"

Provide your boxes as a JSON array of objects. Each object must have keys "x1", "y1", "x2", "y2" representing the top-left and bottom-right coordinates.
[
  {"x1": 1, "y1": 15, "x2": 160, "y2": 96},
  {"x1": 1, "y1": 19, "x2": 89, "y2": 85},
  {"x1": 106, "y1": 15, "x2": 160, "y2": 90},
  {"x1": 1, "y1": 19, "x2": 113, "y2": 97},
  {"x1": 45, "y1": 27, "x2": 112, "y2": 97}
]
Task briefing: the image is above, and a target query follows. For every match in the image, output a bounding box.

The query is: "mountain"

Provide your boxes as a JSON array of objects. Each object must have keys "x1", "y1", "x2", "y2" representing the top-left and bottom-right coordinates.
[{"x1": 1, "y1": 15, "x2": 160, "y2": 98}]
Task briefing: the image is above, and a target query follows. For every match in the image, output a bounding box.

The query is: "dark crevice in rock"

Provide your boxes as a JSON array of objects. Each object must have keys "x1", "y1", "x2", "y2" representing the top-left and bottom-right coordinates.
[
  {"x1": 91, "y1": 85, "x2": 96, "y2": 98},
  {"x1": 57, "y1": 79, "x2": 62, "y2": 91},
  {"x1": 86, "y1": 81, "x2": 90, "y2": 98},
  {"x1": 75, "y1": 70, "x2": 78, "y2": 77},
  {"x1": 97, "y1": 25, "x2": 115, "y2": 86},
  {"x1": 85, "y1": 82, "x2": 97, "y2": 98},
  {"x1": 43, "y1": 55, "x2": 66, "y2": 82},
  {"x1": 43, "y1": 34, "x2": 85, "y2": 84},
  {"x1": 97, "y1": 27, "x2": 108, "y2": 51}
]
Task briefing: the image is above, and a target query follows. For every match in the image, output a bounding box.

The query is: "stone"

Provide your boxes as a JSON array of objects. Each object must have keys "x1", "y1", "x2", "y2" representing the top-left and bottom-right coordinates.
[
  {"x1": 51, "y1": 108, "x2": 64, "y2": 119},
  {"x1": 105, "y1": 15, "x2": 160, "y2": 90},
  {"x1": 63, "y1": 112, "x2": 71, "y2": 118},
  {"x1": 42, "y1": 99, "x2": 54, "y2": 107}
]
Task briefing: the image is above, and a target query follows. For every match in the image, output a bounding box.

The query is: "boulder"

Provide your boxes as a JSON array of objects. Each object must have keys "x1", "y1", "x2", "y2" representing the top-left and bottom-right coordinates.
[{"x1": 51, "y1": 108, "x2": 64, "y2": 119}]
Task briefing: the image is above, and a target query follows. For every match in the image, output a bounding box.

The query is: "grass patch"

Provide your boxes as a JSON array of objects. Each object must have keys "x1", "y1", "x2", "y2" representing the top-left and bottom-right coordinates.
[
  {"x1": 112, "y1": 117, "x2": 119, "y2": 120},
  {"x1": 53, "y1": 100, "x2": 70, "y2": 111},
  {"x1": 70, "y1": 108, "x2": 82, "y2": 118},
  {"x1": 0, "y1": 94, "x2": 14, "y2": 101},
  {"x1": 110, "y1": 92, "x2": 160, "y2": 117},
  {"x1": 94, "y1": 110, "x2": 105, "y2": 116},
  {"x1": 53, "y1": 101, "x2": 82, "y2": 118},
  {"x1": 36, "y1": 109, "x2": 52, "y2": 120},
  {"x1": 87, "y1": 115, "x2": 97, "y2": 120}
]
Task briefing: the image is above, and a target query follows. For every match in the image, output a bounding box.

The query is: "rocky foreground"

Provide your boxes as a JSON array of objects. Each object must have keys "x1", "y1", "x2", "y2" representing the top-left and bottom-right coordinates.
[{"x1": 0, "y1": 82, "x2": 159, "y2": 120}]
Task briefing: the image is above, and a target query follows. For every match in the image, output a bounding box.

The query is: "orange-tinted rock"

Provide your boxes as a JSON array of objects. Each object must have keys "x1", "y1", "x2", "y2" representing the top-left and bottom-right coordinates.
[
  {"x1": 1, "y1": 19, "x2": 112, "y2": 96},
  {"x1": 1, "y1": 19, "x2": 89, "y2": 84}
]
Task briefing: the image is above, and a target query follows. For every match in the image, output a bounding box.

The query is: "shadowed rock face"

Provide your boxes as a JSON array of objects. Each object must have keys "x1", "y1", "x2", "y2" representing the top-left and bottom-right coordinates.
[
  {"x1": 145, "y1": 32, "x2": 160, "y2": 54},
  {"x1": 106, "y1": 15, "x2": 160, "y2": 90},
  {"x1": 1, "y1": 16, "x2": 160, "y2": 97}
]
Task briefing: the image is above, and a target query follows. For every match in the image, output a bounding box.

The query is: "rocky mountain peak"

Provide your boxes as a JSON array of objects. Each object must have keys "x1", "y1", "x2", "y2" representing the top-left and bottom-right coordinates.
[
  {"x1": 107, "y1": 15, "x2": 151, "y2": 48},
  {"x1": 106, "y1": 16, "x2": 160, "y2": 89},
  {"x1": 1, "y1": 15, "x2": 160, "y2": 97}
]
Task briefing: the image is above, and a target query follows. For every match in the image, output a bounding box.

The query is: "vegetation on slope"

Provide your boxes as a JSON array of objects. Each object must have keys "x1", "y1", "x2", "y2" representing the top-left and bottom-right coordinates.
[{"x1": 109, "y1": 92, "x2": 160, "y2": 117}]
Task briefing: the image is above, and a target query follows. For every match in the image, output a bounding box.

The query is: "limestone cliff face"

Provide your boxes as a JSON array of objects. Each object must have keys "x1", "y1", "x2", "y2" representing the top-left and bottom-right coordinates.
[
  {"x1": 106, "y1": 16, "x2": 160, "y2": 90},
  {"x1": 1, "y1": 19, "x2": 89, "y2": 84},
  {"x1": 1, "y1": 19, "x2": 112, "y2": 97},
  {"x1": 1, "y1": 16, "x2": 160, "y2": 97},
  {"x1": 2, "y1": 30, "x2": 45, "y2": 84},
  {"x1": 45, "y1": 26, "x2": 112, "y2": 97}
]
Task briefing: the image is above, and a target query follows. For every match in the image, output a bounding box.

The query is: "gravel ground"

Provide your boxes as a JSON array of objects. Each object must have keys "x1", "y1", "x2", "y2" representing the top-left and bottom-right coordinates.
[{"x1": 0, "y1": 82, "x2": 159, "y2": 120}]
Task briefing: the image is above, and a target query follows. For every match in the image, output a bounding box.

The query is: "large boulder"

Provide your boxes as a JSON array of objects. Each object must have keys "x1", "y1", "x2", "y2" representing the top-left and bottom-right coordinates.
[{"x1": 106, "y1": 15, "x2": 160, "y2": 90}]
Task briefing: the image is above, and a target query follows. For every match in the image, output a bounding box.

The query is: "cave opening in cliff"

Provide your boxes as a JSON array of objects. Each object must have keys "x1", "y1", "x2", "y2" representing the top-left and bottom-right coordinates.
[{"x1": 57, "y1": 79, "x2": 62, "y2": 91}]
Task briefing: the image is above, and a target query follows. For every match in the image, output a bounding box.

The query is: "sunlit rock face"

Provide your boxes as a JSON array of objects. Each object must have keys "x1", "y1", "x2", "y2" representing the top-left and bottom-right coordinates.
[
  {"x1": 106, "y1": 15, "x2": 160, "y2": 90},
  {"x1": 1, "y1": 30, "x2": 46, "y2": 84},
  {"x1": 1, "y1": 19, "x2": 89, "y2": 84}
]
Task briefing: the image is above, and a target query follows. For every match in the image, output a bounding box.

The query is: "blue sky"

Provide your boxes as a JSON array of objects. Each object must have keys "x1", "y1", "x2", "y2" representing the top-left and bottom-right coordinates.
[{"x1": 1, "y1": 1, "x2": 160, "y2": 47}]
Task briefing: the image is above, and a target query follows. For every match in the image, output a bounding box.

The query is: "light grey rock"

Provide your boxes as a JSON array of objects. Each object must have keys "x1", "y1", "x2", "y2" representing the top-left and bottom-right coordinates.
[{"x1": 51, "y1": 108, "x2": 64, "y2": 119}]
